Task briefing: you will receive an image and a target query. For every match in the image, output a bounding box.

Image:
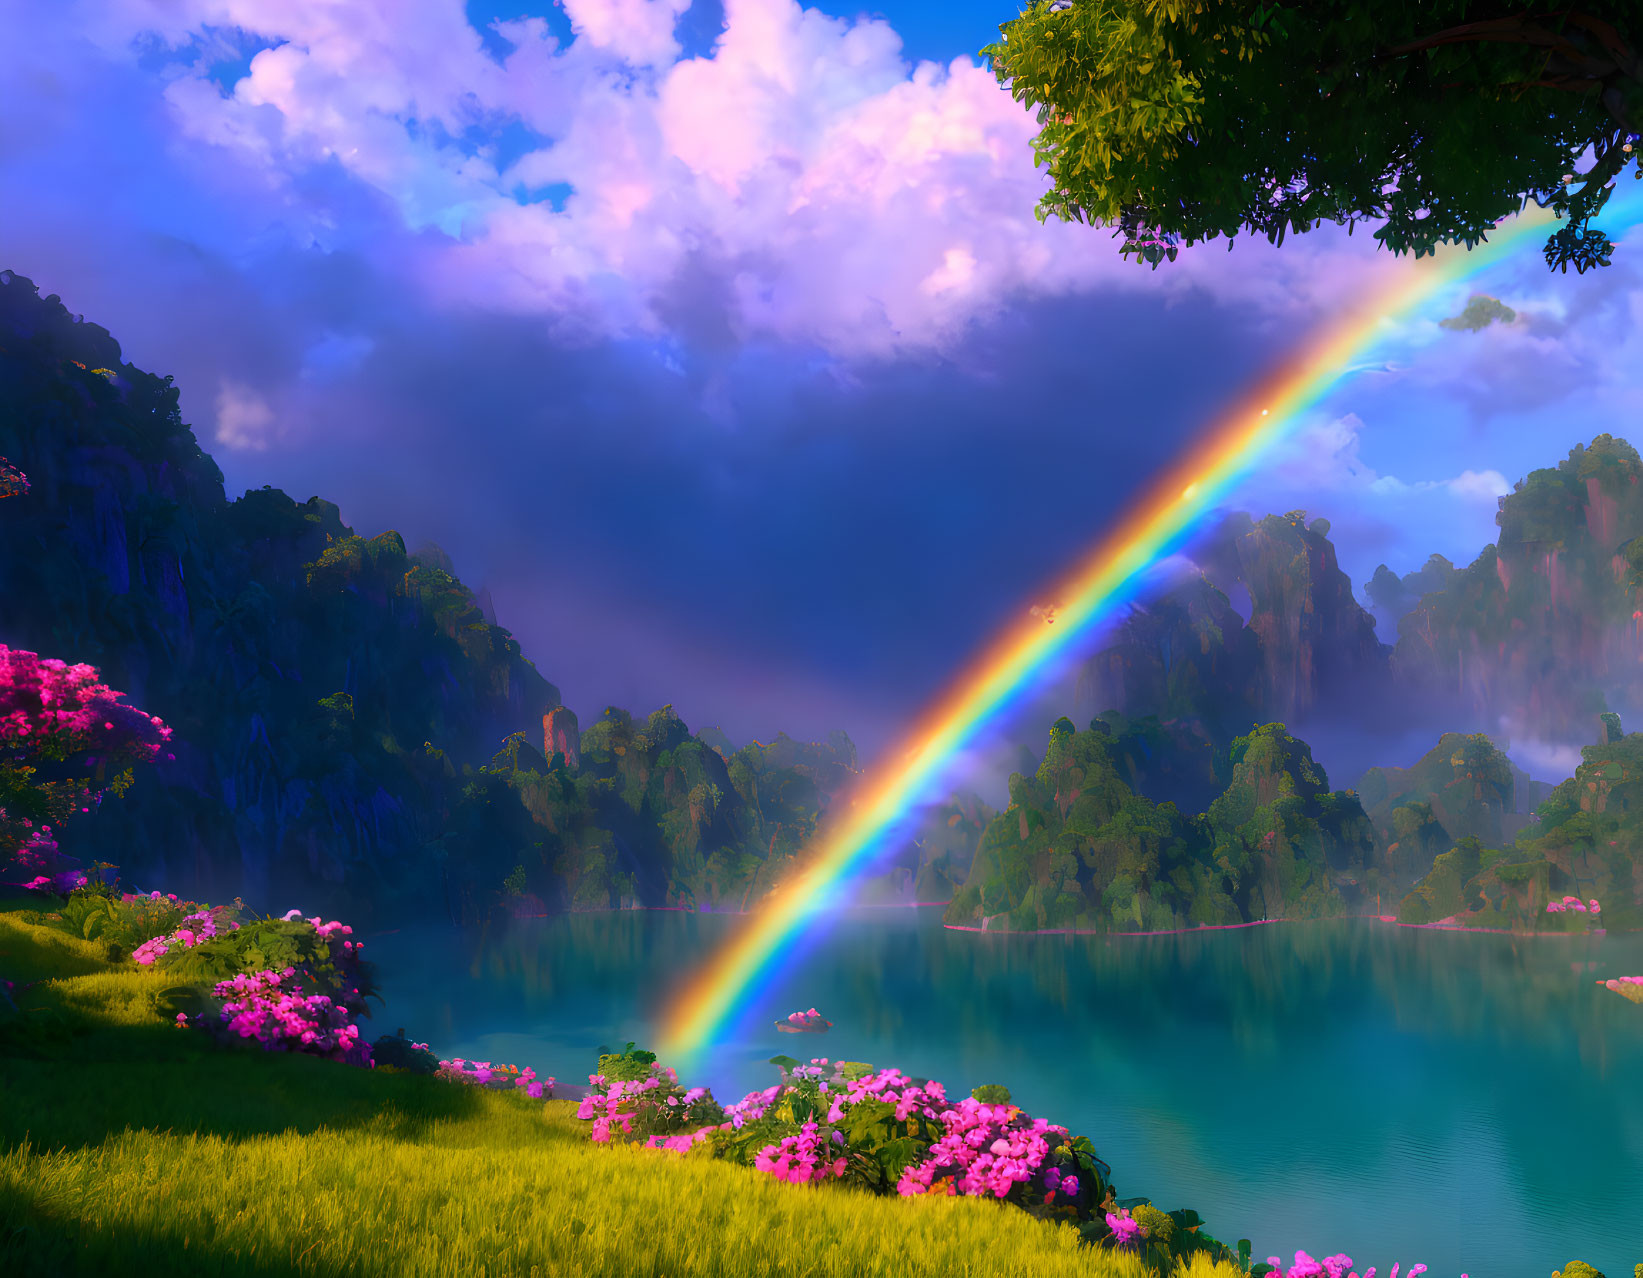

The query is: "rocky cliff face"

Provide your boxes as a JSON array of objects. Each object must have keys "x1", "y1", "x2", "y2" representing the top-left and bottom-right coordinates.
[
  {"x1": 0, "y1": 272, "x2": 868, "y2": 926},
  {"x1": 543, "y1": 705, "x2": 581, "y2": 769},
  {"x1": 0, "y1": 271, "x2": 560, "y2": 921},
  {"x1": 1075, "y1": 513, "x2": 1392, "y2": 758},
  {"x1": 1387, "y1": 435, "x2": 1643, "y2": 744}
]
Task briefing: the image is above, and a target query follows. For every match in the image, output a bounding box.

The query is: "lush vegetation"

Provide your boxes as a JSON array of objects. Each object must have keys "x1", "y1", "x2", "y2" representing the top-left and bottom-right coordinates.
[
  {"x1": 984, "y1": 1, "x2": 1641, "y2": 273},
  {"x1": 1395, "y1": 730, "x2": 1643, "y2": 931},
  {"x1": 945, "y1": 719, "x2": 1379, "y2": 932}
]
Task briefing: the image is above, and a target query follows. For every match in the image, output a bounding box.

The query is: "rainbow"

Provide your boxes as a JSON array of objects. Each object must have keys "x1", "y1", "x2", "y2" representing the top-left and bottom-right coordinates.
[{"x1": 658, "y1": 188, "x2": 1643, "y2": 1064}]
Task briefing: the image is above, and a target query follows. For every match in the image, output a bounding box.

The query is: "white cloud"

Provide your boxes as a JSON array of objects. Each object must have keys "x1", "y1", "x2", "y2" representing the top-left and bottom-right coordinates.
[
  {"x1": 17, "y1": 0, "x2": 1403, "y2": 361},
  {"x1": 1269, "y1": 413, "x2": 1510, "y2": 504},
  {"x1": 215, "y1": 379, "x2": 277, "y2": 450}
]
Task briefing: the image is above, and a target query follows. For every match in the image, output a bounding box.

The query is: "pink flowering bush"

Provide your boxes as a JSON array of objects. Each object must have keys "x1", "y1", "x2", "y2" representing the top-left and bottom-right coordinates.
[
  {"x1": 754, "y1": 1120, "x2": 848, "y2": 1183},
  {"x1": 1545, "y1": 897, "x2": 1604, "y2": 937},
  {"x1": 175, "y1": 966, "x2": 371, "y2": 1066},
  {"x1": 131, "y1": 905, "x2": 242, "y2": 964},
  {"x1": 1254, "y1": 1252, "x2": 1431, "y2": 1278},
  {"x1": 578, "y1": 1048, "x2": 1139, "y2": 1244},
  {"x1": 575, "y1": 1052, "x2": 726, "y2": 1145},
  {"x1": 1601, "y1": 974, "x2": 1643, "y2": 1005},
  {"x1": 0, "y1": 645, "x2": 172, "y2": 891},
  {"x1": 149, "y1": 908, "x2": 376, "y2": 1011},
  {"x1": 432, "y1": 1058, "x2": 555, "y2": 1098},
  {"x1": 0, "y1": 457, "x2": 27, "y2": 500}
]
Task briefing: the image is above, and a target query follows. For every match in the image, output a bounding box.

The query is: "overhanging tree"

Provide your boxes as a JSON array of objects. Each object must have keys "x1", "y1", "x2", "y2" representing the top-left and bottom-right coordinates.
[{"x1": 983, "y1": 1, "x2": 1643, "y2": 271}]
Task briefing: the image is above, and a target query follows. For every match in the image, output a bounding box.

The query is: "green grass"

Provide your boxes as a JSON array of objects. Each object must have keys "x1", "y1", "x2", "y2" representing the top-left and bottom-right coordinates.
[{"x1": 0, "y1": 904, "x2": 1246, "y2": 1278}]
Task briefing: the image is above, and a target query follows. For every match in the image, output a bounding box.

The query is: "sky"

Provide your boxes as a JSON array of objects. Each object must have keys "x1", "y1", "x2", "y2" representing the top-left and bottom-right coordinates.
[{"x1": 4, "y1": 0, "x2": 1643, "y2": 781}]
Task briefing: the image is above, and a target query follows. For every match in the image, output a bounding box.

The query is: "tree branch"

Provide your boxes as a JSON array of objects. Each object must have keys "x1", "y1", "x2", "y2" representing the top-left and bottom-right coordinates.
[
  {"x1": 1382, "y1": 11, "x2": 1641, "y2": 134},
  {"x1": 1383, "y1": 12, "x2": 1619, "y2": 80}
]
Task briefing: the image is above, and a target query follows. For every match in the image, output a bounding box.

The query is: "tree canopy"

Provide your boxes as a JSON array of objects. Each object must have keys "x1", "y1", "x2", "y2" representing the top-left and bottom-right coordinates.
[{"x1": 983, "y1": 1, "x2": 1642, "y2": 272}]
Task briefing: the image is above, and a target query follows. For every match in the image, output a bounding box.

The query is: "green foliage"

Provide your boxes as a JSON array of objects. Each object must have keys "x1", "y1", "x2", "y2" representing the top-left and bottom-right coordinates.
[
  {"x1": 836, "y1": 1061, "x2": 875, "y2": 1081},
  {"x1": 971, "y1": 1084, "x2": 1012, "y2": 1104},
  {"x1": 372, "y1": 1032, "x2": 441, "y2": 1074},
  {"x1": 946, "y1": 717, "x2": 1378, "y2": 933},
  {"x1": 830, "y1": 1095, "x2": 942, "y2": 1191},
  {"x1": 596, "y1": 1041, "x2": 659, "y2": 1082},
  {"x1": 157, "y1": 916, "x2": 379, "y2": 1009},
  {"x1": 36, "y1": 887, "x2": 218, "y2": 960},
  {"x1": 984, "y1": 1, "x2": 1641, "y2": 273}
]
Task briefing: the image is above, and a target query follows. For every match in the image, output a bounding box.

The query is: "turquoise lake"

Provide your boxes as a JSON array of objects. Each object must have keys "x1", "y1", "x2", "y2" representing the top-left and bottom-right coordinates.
[{"x1": 367, "y1": 908, "x2": 1643, "y2": 1276}]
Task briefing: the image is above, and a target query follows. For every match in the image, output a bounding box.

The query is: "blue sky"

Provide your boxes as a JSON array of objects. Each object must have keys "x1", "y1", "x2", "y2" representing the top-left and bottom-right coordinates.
[{"x1": 4, "y1": 0, "x2": 1641, "y2": 780}]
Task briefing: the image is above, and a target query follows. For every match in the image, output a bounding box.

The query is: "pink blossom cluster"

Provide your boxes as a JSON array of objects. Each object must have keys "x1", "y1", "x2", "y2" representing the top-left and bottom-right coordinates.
[
  {"x1": 8, "y1": 823, "x2": 60, "y2": 871},
  {"x1": 784, "y1": 1007, "x2": 826, "y2": 1028},
  {"x1": 186, "y1": 966, "x2": 370, "y2": 1066},
  {"x1": 895, "y1": 1097, "x2": 1066, "y2": 1200},
  {"x1": 642, "y1": 1124, "x2": 722, "y2": 1153},
  {"x1": 1, "y1": 646, "x2": 173, "y2": 881},
  {"x1": 433, "y1": 1057, "x2": 553, "y2": 1097},
  {"x1": 785, "y1": 1059, "x2": 833, "y2": 1082},
  {"x1": 281, "y1": 909, "x2": 363, "y2": 948},
  {"x1": 1546, "y1": 896, "x2": 1600, "y2": 914},
  {"x1": 132, "y1": 908, "x2": 240, "y2": 965},
  {"x1": 1263, "y1": 1254, "x2": 1431, "y2": 1278},
  {"x1": 0, "y1": 457, "x2": 27, "y2": 500},
  {"x1": 754, "y1": 1120, "x2": 848, "y2": 1184},
  {"x1": 576, "y1": 1062, "x2": 725, "y2": 1145},
  {"x1": 1604, "y1": 974, "x2": 1643, "y2": 986},
  {"x1": 0, "y1": 646, "x2": 172, "y2": 764},
  {"x1": 22, "y1": 865, "x2": 86, "y2": 893},
  {"x1": 1106, "y1": 1208, "x2": 1143, "y2": 1246},
  {"x1": 823, "y1": 1066, "x2": 949, "y2": 1126},
  {"x1": 577, "y1": 1074, "x2": 666, "y2": 1142},
  {"x1": 724, "y1": 1083, "x2": 783, "y2": 1129}
]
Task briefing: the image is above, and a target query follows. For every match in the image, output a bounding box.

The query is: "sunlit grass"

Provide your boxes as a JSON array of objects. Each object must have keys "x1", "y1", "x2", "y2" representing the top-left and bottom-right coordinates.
[{"x1": 0, "y1": 901, "x2": 1248, "y2": 1277}]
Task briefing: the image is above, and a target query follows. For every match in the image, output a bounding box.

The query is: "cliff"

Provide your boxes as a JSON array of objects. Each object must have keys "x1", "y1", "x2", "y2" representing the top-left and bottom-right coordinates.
[
  {"x1": 1387, "y1": 434, "x2": 1643, "y2": 743},
  {"x1": 1075, "y1": 513, "x2": 1392, "y2": 756},
  {"x1": 0, "y1": 272, "x2": 857, "y2": 925}
]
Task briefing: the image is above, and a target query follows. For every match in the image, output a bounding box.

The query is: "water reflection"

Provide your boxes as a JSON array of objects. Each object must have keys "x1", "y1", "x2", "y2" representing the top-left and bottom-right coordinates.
[{"x1": 369, "y1": 911, "x2": 1643, "y2": 1275}]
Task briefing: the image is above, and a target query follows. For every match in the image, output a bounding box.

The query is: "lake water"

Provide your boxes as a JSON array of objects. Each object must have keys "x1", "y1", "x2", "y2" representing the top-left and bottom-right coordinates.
[{"x1": 367, "y1": 908, "x2": 1643, "y2": 1276}]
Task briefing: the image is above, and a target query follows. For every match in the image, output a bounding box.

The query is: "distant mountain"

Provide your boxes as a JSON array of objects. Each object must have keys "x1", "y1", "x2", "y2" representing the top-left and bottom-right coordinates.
[
  {"x1": 1384, "y1": 434, "x2": 1643, "y2": 745},
  {"x1": 1077, "y1": 439, "x2": 1643, "y2": 773},
  {"x1": 1074, "y1": 511, "x2": 1393, "y2": 766}
]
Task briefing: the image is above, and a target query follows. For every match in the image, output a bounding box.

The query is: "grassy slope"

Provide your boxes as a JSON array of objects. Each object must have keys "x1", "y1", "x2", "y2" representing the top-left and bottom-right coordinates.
[{"x1": 0, "y1": 904, "x2": 1244, "y2": 1278}]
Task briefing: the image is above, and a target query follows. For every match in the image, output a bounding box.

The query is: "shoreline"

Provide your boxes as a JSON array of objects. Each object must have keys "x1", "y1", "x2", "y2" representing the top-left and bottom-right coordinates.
[
  {"x1": 942, "y1": 913, "x2": 1620, "y2": 939},
  {"x1": 464, "y1": 900, "x2": 1631, "y2": 940}
]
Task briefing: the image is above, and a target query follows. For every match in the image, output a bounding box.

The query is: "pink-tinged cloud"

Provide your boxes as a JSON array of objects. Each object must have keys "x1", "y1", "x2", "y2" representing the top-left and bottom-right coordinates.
[
  {"x1": 45, "y1": 0, "x2": 1400, "y2": 361},
  {"x1": 561, "y1": 0, "x2": 693, "y2": 67}
]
